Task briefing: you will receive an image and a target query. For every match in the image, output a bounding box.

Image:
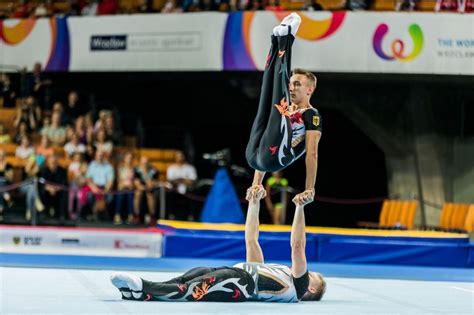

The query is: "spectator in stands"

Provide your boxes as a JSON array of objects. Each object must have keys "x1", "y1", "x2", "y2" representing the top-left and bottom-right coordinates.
[
  {"x1": 166, "y1": 151, "x2": 197, "y2": 221},
  {"x1": 26, "y1": 62, "x2": 52, "y2": 109},
  {"x1": 264, "y1": 0, "x2": 283, "y2": 11},
  {"x1": 264, "y1": 171, "x2": 289, "y2": 225},
  {"x1": 74, "y1": 115, "x2": 88, "y2": 144},
  {"x1": 84, "y1": 112, "x2": 95, "y2": 143},
  {"x1": 395, "y1": 0, "x2": 417, "y2": 10},
  {"x1": 33, "y1": 0, "x2": 53, "y2": 17},
  {"x1": 301, "y1": 0, "x2": 323, "y2": 10},
  {"x1": 0, "y1": 73, "x2": 17, "y2": 108},
  {"x1": 38, "y1": 154, "x2": 67, "y2": 223},
  {"x1": 41, "y1": 111, "x2": 66, "y2": 146},
  {"x1": 104, "y1": 114, "x2": 122, "y2": 145},
  {"x1": 14, "y1": 96, "x2": 39, "y2": 132},
  {"x1": 63, "y1": 91, "x2": 83, "y2": 126},
  {"x1": 51, "y1": 101, "x2": 65, "y2": 125},
  {"x1": 137, "y1": 0, "x2": 156, "y2": 12},
  {"x1": 247, "y1": 0, "x2": 264, "y2": 10},
  {"x1": 98, "y1": 0, "x2": 118, "y2": 14},
  {"x1": 67, "y1": 0, "x2": 85, "y2": 15},
  {"x1": 161, "y1": 0, "x2": 184, "y2": 12},
  {"x1": 12, "y1": 0, "x2": 32, "y2": 18},
  {"x1": 67, "y1": 152, "x2": 88, "y2": 220},
  {"x1": 94, "y1": 110, "x2": 111, "y2": 133},
  {"x1": 133, "y1": 156, "x2": 159, "y2": 225},
  {"x1": 14, "y1": 122, "x2": 30, "y2": 145},
  {"x1": 65, "y1": 125, "x2": 75, "y2": 143},
  {"x1": 81, "y1": 0, "x2": 99, "y2": 15},
  {"x1": 114, "y1": 152, "x2": 135, "y2": 225},
  {"x1": 86, "y1": 150, "x2": 114, "y2": 221},
  {"x1": 0, "y1": 2, "x2": 16, "y2": 19},
  {"x1": 36, "y1": 134, "x2": 55, "y2": 163},
  {"x1": 64, "y1": 132, "x2": 87, "y2": 159},
  {"x1": 0, "y1": 124, "x2": 12, "y2": 144},
  {"x1": 94, "y1": 129, "x2": 114, "y2": 158},
  {"x1": 20, "y1": 154, "x2": 40, "y2": 221},
  {"x1": 15, "y1": 135, "x2": 35, "y2": 160},
  {"x1": 199, "y1": 0, "x2": 218, "y2": 10},
  {"x1": 40, "y1": 115, "x2": 51, "y2": 131},
  {"x1": 0, "y1": 149, "x2": 14, "y2": 216}
]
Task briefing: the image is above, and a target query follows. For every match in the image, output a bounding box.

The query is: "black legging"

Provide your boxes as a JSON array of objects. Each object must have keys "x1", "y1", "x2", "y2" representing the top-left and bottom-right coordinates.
[
  {"x1": 245, "y1": 33, "x2": 295, "y2": 173},
  {"x1": 141, "y1": 267, "x2": 255, "y2": 302}
]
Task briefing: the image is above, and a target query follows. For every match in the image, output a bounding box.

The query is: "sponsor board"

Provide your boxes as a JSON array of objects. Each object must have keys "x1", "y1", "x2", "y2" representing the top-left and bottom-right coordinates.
[
  {"x1": 1, "y1": 12, "x2": 473, "y2": 74},
  {"x1": 1, "y1": 227, "x2": 162, "y2": 257}
]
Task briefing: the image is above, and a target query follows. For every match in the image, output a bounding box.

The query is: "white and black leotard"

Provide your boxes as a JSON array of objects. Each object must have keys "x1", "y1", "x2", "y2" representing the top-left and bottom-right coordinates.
[{"x1": 233, "y1": 262, "x2": 309, "y2": 303}]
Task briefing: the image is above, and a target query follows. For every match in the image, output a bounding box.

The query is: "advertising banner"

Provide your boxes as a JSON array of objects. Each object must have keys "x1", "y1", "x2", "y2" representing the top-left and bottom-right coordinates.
[
  {"x1": 1, "y1": 12, "x2": 473, "y2": 75},
  {"x1": 0, "y1": 226, "x2": 162, "y2": 257}
]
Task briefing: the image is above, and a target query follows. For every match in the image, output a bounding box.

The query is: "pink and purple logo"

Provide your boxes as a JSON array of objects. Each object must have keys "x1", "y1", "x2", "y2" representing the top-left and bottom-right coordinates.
[{"x1": 373, "y1": 23, "x2": 423, "y2": 62}]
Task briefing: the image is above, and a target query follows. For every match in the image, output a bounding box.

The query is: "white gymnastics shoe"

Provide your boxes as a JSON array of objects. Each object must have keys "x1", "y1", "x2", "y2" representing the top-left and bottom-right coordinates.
[
  {"x1": 272, "y1": 12, "x2": 301, "y2": 37},
  {"x1": 110, "y1": 272, "x2": 144, "y2": 300}
]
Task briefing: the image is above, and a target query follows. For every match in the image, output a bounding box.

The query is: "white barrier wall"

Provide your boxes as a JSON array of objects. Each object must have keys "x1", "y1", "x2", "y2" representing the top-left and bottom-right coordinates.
[
  {"x1": 1, "y1": 12, "x2": 473, "y2": 74},
  {"x1": 0, "y1": 226, "x2": 163, "y2": 257}
]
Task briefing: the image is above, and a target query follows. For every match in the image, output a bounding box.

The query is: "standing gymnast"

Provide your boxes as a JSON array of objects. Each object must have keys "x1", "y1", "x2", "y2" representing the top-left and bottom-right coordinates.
[{"x1": 245, "y1": 13, "x2": 322, "y2": 207}]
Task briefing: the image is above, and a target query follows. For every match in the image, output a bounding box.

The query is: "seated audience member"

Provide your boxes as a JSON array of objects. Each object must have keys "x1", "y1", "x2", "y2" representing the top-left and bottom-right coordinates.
[
  {"x1": 63, "y1": 91, "x2": 83, "y2": 126},
  {"x1": 67, "y1": 153, "x2": 88, "y2": 220},
  {"x1": 51, "y1": 102, "x2": 65, "y2": 126},
  {"x1": 114, "y1": 152, "x2": 135, "y2": 225},
  {"x1": 98, "y1": 0, "x2": 118, "y2": 14},
  {"x1": 265, "y1": 0, "x2": 283, "y2": 11},
  {"x1": 20, "y1": 155, "x2": 40, "y2": 221},
  {"x1": 94, "y1": 129, "x2": 114, "y2": 158},
  {"x1": 166, "y1": 151, "x2": 197, "y2": 221},
  {"x1": 133, "y1": 156, "x2": 159, "y2": 225},
  {"x1": 161, "y1": 0, "x2": 183, "y2": 12},
  {"x1": 0, "y1": 149, "x2": 14, "y2": 215},
  {"x1": 15, "y1": 135, "x2": 35, "y2": 160},
  {"x1": 0, "y1": 73, "x2": 17, "y2": 108},
  {"x1": 86, "y1": 150, "x2": 114, "y2": 220},
  {"x1": 64, "y1": 132, "x2": 87, "y2": 159},
  {"x1": 0, "y1": 124, "x2": 12, "y2": 144},
  {"x1": 14, "y1": 121, "x2": 30, "y2": 145},
  {"x1": 38, "y1": 155, "x2": 68, "y2": 223},
  {"x1": 103, "y1": 114, "x2": 122, "y2": 145},
  {"x1": 301, "y1": 0, "x2": 323, "y2": 10},
  {"x1": 41, "y1": 111, "x2": 66, "y2": 146},
  {"x1": 36, "y1": 134, "x2": 54, "y2": 163},
  {"x1": 82, "y1": 0, "x2": 99, "y2": 15},
  {"x1": 74, "y1": 116, "x2": 88, "y2": 144},
  {"x1": 84, "y1": 112, "x2": 95, "y2": 143},
  {"x1": 94, "y1": 110, "x2": 111, "y2": 133},
  {"x1": 14, "y1": 96, "x2": 39, "y2": 132},
  {"x1": 26, "y1": 62, "x2": 52, "y2": 109}
]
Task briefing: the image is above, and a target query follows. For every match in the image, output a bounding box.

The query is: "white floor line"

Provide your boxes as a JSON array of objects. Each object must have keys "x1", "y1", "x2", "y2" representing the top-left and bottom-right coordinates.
[{"x1": 450, "y1": 286, "x2": 474, "y2": 293}]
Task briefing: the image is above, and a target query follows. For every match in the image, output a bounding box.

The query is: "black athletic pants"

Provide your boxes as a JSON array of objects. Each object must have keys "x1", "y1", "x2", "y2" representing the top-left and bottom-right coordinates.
[
  {"x1": 142, "y1": 266, "x2": 255, "y2": 302},
  {"x1": 245, "y1": 34, "x2": 295, "y2": 173}
]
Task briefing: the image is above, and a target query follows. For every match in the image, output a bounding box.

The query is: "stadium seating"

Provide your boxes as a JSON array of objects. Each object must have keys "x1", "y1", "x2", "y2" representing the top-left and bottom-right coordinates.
[
  {"x1": 359, "y1": 199, "x2": 418, "y2": 230},
  {"x1": 437, "y1": 203, "x2": 471, "y2": 232}
]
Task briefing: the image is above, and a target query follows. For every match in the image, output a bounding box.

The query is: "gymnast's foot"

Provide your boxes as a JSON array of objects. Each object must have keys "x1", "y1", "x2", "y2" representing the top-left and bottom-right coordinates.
[
  {"x1": 272, "y1": 12, "x2": 301, "y2": 37},
  {"x1": 110, "y1": 272, "x2": 144, "y2": 300}
]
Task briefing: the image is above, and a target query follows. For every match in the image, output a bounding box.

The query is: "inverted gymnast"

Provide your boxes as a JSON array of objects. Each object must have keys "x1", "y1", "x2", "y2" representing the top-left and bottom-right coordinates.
[
  {"x1": 245, "y1": 12, "x2": 322, "y2": 207},
  {"x1": 110, "y1": 13, "x2": 326, "y2": 303}
]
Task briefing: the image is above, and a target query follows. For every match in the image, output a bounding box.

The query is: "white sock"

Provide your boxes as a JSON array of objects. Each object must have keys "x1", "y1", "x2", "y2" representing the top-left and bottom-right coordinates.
[{"x1": 110, "y1": 272, "x2": 143, "y2": 299}]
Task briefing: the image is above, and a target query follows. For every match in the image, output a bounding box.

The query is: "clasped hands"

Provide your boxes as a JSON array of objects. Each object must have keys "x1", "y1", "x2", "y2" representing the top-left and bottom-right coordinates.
[{"x1": 246, "y1": 185, "x2": 315, "y2": 206}]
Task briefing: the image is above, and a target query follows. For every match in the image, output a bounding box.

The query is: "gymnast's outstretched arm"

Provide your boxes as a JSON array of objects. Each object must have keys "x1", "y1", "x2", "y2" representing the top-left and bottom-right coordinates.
[{"x1": 244, "y1": 181, "x2": 266, "y2": 263}]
